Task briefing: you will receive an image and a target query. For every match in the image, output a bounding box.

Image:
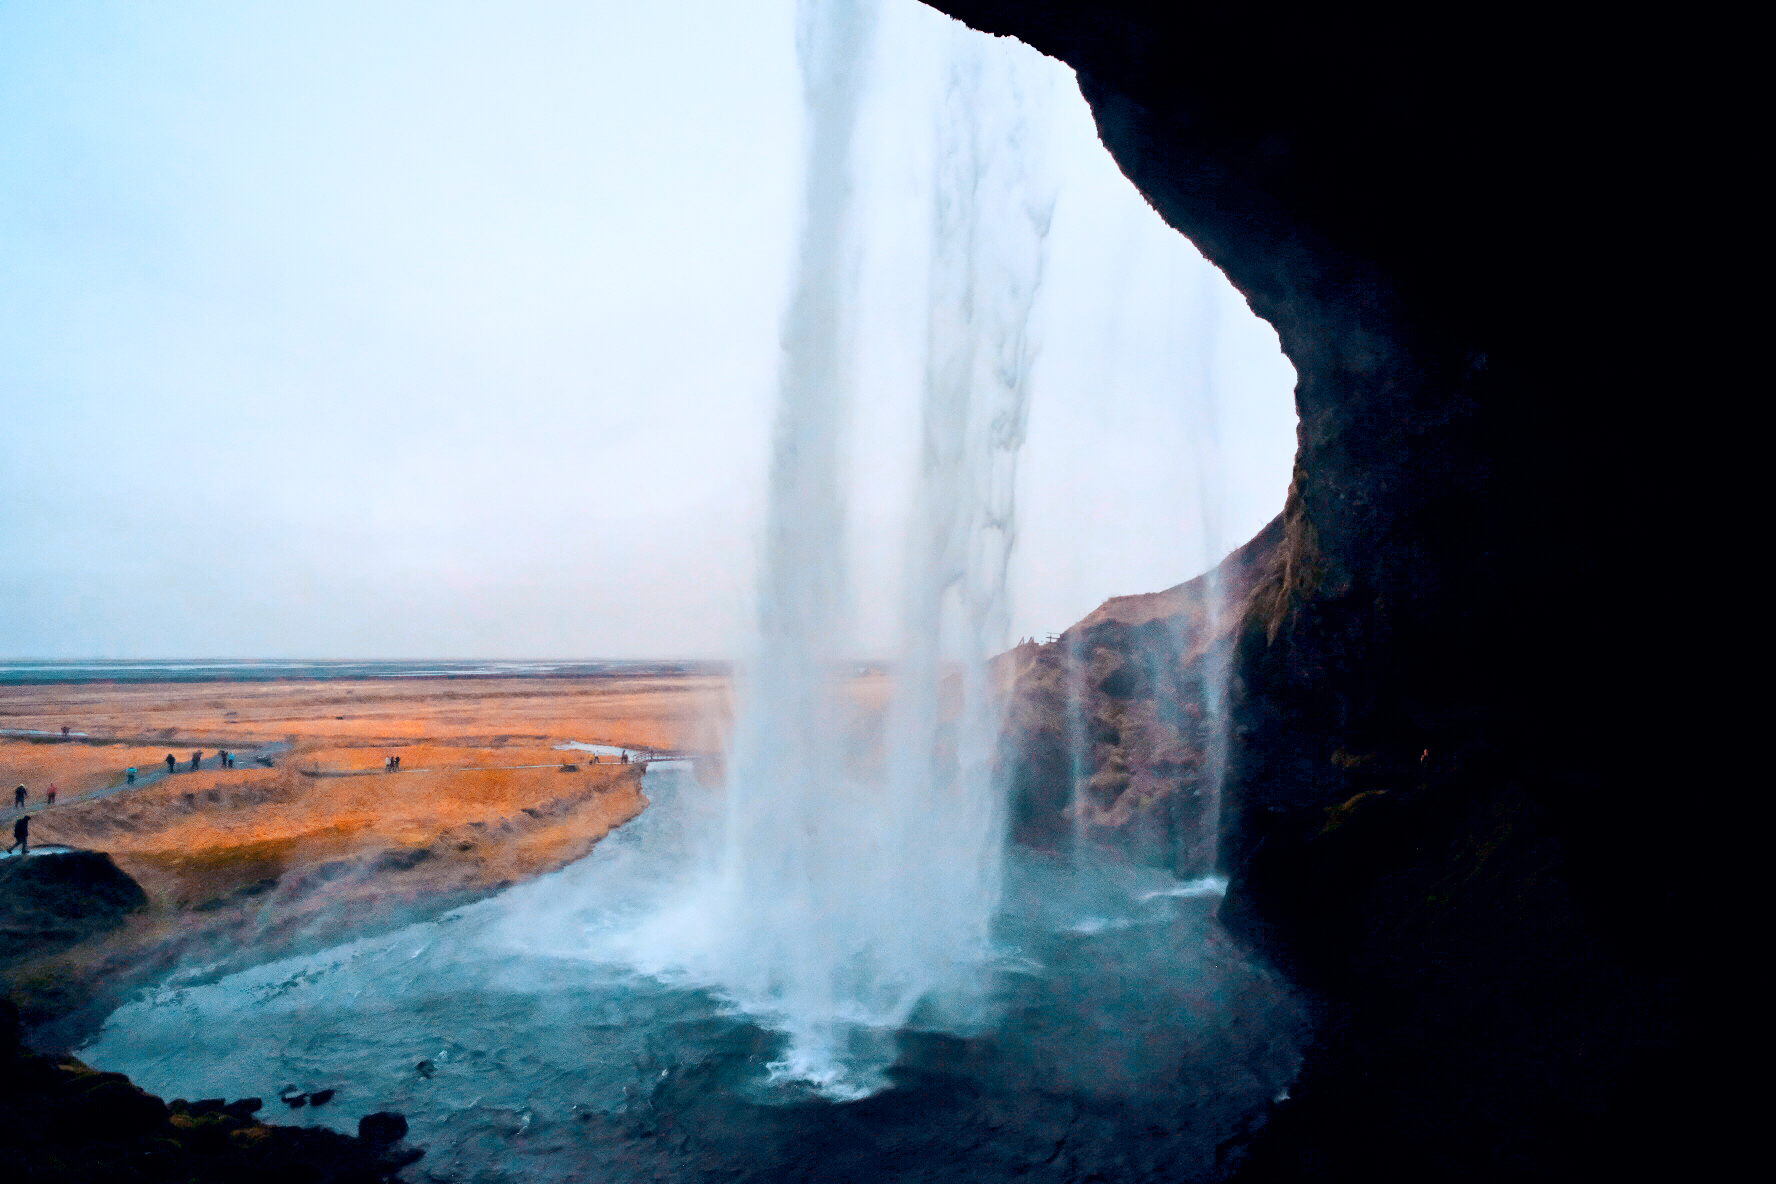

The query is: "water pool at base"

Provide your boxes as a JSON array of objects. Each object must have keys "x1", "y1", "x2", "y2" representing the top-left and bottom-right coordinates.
[{"x1": 82, "y1": 766, "x2": 1305, "y2": 1183}]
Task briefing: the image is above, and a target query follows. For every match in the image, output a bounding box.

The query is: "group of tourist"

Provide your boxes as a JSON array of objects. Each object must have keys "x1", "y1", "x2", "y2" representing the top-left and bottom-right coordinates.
[
  {"x1": 6, "y1": 746, "x2": 247, "y2": 857},
  {"x1": 163, "y1": 750, "x2": 234, "y2": 774},
  {"x1": 7, "y1": 778, "x2": 64, "y2": 854},
  {"x1": 7, "y1": 784, "x2": 45, "y2": 855},
  {"x1": 11, "y1": 782, "x2": 55, "y2": 808}
]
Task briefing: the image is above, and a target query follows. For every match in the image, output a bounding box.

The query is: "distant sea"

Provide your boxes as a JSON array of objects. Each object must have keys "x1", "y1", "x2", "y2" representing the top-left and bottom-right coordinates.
[{"x1": 0, "y1": 659, "x2": 728, "y2": 685}]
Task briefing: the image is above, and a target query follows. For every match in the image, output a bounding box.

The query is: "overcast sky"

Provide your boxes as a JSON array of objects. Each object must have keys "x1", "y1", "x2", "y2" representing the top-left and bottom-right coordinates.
[{"x1": 0, "y1": 0, "x2": 1297, "y2": 659}]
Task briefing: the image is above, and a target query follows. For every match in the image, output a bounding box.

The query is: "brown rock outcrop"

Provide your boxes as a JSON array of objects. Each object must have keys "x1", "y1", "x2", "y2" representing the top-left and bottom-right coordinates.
[{"x1": 998, "y1": 517, "x2": 1281, "y2": 872}]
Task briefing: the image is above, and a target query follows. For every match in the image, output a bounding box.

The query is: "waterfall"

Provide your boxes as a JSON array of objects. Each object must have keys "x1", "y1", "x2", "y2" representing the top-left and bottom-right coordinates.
[
  {"x1": 626, "y1": 2, "x2": 1053, "y2": 1097},
  {"x1": 1181, "y1": 271, "x2": 1230, "y2": 875},
  {"x1": 880, "y1": 27, "x2": 1052, "y2": 1036},
  {"x1": 1057, "y1": 243, "x2": 1234, "y2": 879},
  {"x1": 707, "y1": 0, "x2": 876, "y2": 1094}
]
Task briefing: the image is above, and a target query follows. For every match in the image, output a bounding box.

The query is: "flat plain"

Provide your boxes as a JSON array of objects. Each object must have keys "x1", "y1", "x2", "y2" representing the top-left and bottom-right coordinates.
[{"x1": 0, "y1": 673, "x2": 730, "y2": 1037}]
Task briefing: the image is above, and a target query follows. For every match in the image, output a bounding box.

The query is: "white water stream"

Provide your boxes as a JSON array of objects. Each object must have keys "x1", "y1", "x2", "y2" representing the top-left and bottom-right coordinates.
[{"x1": 578, "y1": 2, "x2": 1058, "y2": 1096}]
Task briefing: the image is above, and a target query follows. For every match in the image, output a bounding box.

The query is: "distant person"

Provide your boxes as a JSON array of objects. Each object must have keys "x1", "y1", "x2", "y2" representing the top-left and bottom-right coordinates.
[
  {"x1": 60, "y1": 725, "x2": 70, "y2": 737},
  {"x1": 6, "y1": 814, "x2": 27, "y2": 855},
  {"x1": 393, "y1": 755, "x2": 401, "y2": 771},
  {"x1": 127, "y1": 767, "x2": 138, "y2": 785},
  {"x1": 165, "y1": 754, "x2": 176, "y2": 774},
  {"x1": 591, "y1": 754, "x2": 600, "y2": 765},
  {"x1": 12, "y1": 784, "x2": 24, "y2": 808},
  {"x1": 46, "y1": 784, "x2": 57, "y2": 806},
  {"x1": 190, "y1": 751, "x2": 203, "y2": 772},
  {"x1": 219, "y1": 749, "x2": 230, "y2": 769}
]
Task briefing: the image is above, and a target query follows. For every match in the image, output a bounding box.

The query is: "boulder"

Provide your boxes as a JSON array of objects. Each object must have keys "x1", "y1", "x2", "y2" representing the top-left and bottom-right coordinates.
[
  {"x1": 1, "y1": 1024, "x2": 425, "y2": 1180},
  {"x1": 0, "y1": 850, "x2": 148, "y2": 961},
  {"x1": 59, "y1": 1070, "x2": 169, "y2": 1138},
  {"x1": 358, "y1": 1110, "x2": 408, "y2": 1144}
]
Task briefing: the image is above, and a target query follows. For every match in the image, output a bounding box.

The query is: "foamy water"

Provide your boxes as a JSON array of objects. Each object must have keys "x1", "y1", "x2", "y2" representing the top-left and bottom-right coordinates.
[{"x1": 80, "y1": 763, "x2": 1302, "y2": 1183}]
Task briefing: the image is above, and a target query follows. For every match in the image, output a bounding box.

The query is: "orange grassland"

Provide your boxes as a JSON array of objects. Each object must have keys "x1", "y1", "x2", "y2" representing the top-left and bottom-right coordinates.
[
  {"x1": 1, "y1": 673, "x2": 732, "y2": 886},
  {"x1": 0, "y1": 673, "x2": 731, "y2": 1029}
]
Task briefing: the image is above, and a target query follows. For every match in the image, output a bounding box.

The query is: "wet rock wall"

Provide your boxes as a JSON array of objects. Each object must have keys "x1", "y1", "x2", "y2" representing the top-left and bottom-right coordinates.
[{"x1": 934, "y1": 3, "x2": 1694, "y2": 1178}]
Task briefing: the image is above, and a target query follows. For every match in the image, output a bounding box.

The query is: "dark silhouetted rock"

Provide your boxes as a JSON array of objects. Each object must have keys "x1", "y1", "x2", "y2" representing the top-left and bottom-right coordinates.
[
  {"x1": 308, "y1": 1088, "x2": 335, "y2": 1105},
  {"x1": 0, "y1": 997, "x2": 17, "y2": 1061},
  {"x1": 0, "y1": 849, "x2": 148, "y2": 961},
  {"x1": 919, "y1": 3, "x2": 1700, "y2": 1179},
  {"x1": 1, "y1": 1012, "x2": 425, "y2": 1181},
  {"x1": 357, "y1": 1110, "x2": 407, "y2": 1144},
  {"x1": 61, "y1": 1070, "x2": 168, "y2": 1137}
]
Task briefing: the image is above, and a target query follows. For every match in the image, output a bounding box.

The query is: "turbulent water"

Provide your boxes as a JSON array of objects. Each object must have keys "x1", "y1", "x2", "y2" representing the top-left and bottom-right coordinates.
[{"x1": 82, "y1": 763, "x2": 1305, "y2": 1183}]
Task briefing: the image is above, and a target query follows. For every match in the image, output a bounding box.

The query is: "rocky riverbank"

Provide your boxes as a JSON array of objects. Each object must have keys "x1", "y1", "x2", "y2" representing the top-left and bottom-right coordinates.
[
  {"x1": 2, "y1": 759, "x2": 646, "y2": 1050},
  {"x1": 2, "y1": 996, "x2": 423, "y2": 1184},
  {"x1": 0, "y1": 674, "x2": 727, "y2": 1178},
  {"x1": 0, "y1": 674, "x2": 716, "y2": 1047}
]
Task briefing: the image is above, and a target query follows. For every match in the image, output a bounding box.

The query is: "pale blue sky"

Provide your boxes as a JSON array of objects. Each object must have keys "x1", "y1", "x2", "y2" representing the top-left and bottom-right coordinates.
[{"x1": 0, "y1": 0, "x2": 1296, "y2": 658}]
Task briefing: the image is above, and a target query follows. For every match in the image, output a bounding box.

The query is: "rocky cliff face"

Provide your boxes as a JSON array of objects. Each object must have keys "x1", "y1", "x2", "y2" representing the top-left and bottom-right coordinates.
[
  {"x1": 999, "y1": 516, "x2": 1280, "y2": 873},
  {"x1": 932, "y1": 3, "x2": 1692, "y2": 1179}
]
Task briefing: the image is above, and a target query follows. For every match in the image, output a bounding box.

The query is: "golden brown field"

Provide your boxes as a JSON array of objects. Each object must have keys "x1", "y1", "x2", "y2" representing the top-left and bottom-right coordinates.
[
  {"x1": 0, "y1": 673, "x2": 730, "y2": 1036},
  {"x1": 3, "y1": 674, "x2": 729, "y2": 775}
]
